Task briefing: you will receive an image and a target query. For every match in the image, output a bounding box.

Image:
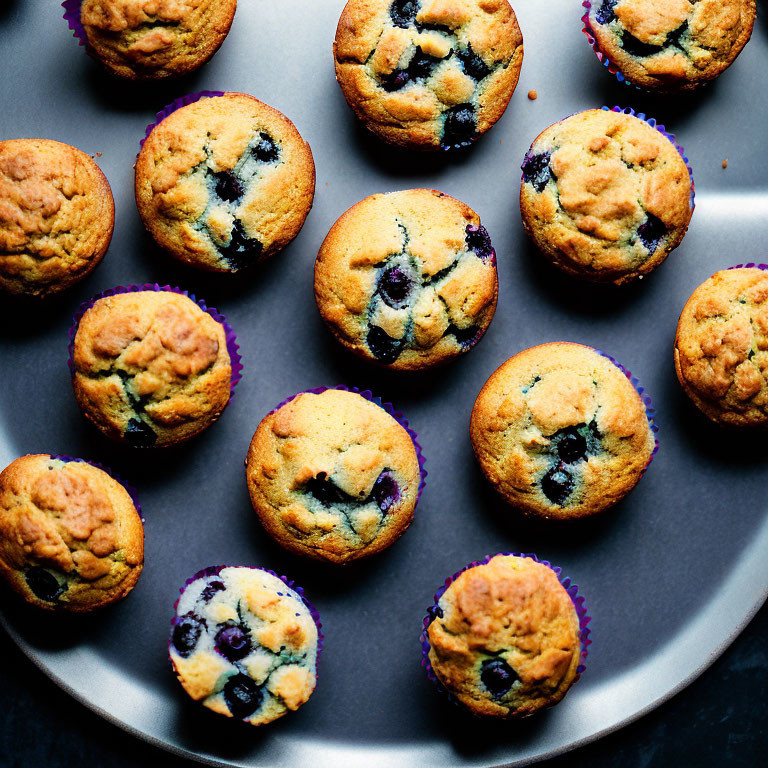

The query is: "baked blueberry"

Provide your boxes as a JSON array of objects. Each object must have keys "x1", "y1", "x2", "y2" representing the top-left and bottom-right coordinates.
[
  {"x1": 223, "y1": 674, "x2": 263, "y2": 720},
  {"x1": 457, "y1": 45, "x2": 492, "y2": 81},
  {"x1": 367, "y1": 325, "x2": 406, "y2": 363},
  {"x1": 253, "y1": 133, "x2": 280, "y2": 163},
  {"x1": 221, "y1": 219, "x2": 264, "y2": 271},
  {"x1": 637, "y1": 213, "x2": 667, "y2": 254},
  {"x1": 621, "y1": 31, "x2": 662, "y2": 58},
  {"x1": 215, "y1": 623, "x2": 252, "y2": 662},
  {"x1": 389, "y1": 0, "x2": 418, "y2": 29},
  {"x1": 214, "y1": 170, "x2": 244, "y2": 202},
  {"x1": 555, "y1": 427, "x2": 588, "y2": 464},
  {"x1": 465, "y1": 224, "x2": 495, "y2": 263},
  {"x1": 448, "y1": 324, "x2": 481, "y2": 348},
  {"x1": 521, "y1": 151, "x2": 552, "y2": 192},
  {"x1": 371, "y1": 471, "x2": 400, "y2": 513},
  {"x1": 201, "y1": 580, "x2": 225, "y2": 602},
  {"x1": 172, "y1": 612, "x2": 205, "y2": 658},
  {"x1": 442, "y1": 104, "x2": 477, "y2": 150},
  {"x1": 381, "y1": 69, "x2": 411, "y2": 92},
  {"x1": 407, "y1": 47, "x2": 443, "y2": 81},
  {"x1": 306, "y1": 473, "x2": 352, "y2": 505},
  {"x1": 378, "y1": 266, "x2": 413, "y2": 308},
  {"x1": 541, "y1": 462, "x2": 575, "y2": 506},
  {"x1": 480, "y1": 657, "x2": 519, "y2": 696},
  {"x1": 595, "y1": 0, "x2": 617, "y2": 25},
  {"x1": 124, "y1": 418, "x2": 157, "y2": 448},
  {"x1": 25, "y1": 567, "x2": 64, "y2": 603}
]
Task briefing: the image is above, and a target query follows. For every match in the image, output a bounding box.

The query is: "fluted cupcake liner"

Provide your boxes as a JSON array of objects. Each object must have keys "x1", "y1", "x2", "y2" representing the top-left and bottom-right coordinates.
[
  {"x1": 62, "y1": 1, "x2": 86, "y2": 47},
  {"x1": 267, "y1": 386, "x2": 427, "y2": 503},
  {"x1": 49, "y1": 454, "x2": 144, "y2": 521},
  {"x1": 140, "y1": 91, "x2": 226, "y2": 150},
  {"x1": 597, "y1": 349, "x2": 659, "y2": 473},
  {"x1": 67, "y1": 284, "x2": 243, "y2": 398},
  {"x1": 728, "y1": 263, "x2": 768, "y2": 271},
  {"x1": 420, "y1": 553, "x2": 592, "y2": 710},
  {"x1": 170, "y1": 564, "x2": 324, "y2": 659}
]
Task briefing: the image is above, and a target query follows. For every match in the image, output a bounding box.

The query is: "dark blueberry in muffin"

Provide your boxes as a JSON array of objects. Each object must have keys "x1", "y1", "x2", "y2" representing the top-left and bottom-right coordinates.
[
  {"x1": 595, "y1": 0, "x2": 618, "y2": 25},
  {"x1": 637, "y1": 213, "x2": 667, "y2": 254},
  {"x1": 371, "y1": 471, "x2": 400, "y2": 513},
  {"x1": 221, "y1": 219, "x2": 264, "y2": 271},
  {"x1": 223, "y1": 674, "x2": 263, "y2": 720},
  {"x1": 124, "y1": 418, "x2": 157, "y2": 447},
  {"x1": 25, "y1": 567, "x2": 64, "y2": 603},
  {"x1": 442, "y1": 104, "x2": 477, "y2": 150},
  {"x1": 447, "y1": 324, "x2": 481, "y2": 348},
  {"x1": 407, "y1": 47, "x2": 442, "y2": 81},
  {"x1": 480, "y1": 657, "x2": 519, "y2": 696},
  {"x1": 215, "y1": 623, "x2": 252, "y2": 662},
  {"x1": 306, "y1": 472, "x2": 351, "y2": 506},
  {"x1": 378, "y1": 266, "x2": 412, "y2": 308},
  {"x1": 521, "y1": 151, "x2": 552, "y2": 192},
  {"x1": 556, "y1": 427, "x2": 588, "y2": 464},
  {"x1": 367, "y1": 325, "x2": 406, "y2": 363},
  {"x1": 172, "y1": 613, "x2": 205, "y2": 658},
  {"x1": 667, "y1": 22, "x2": 689, "y2": 50},
  {"x1": 457, "y1": 45, "x2": 492, "y2": 81},
  {"x1": 201, "y1": 580, "x2": 226, "y2": 603},
  {"x1": 381, "y1": 69, "x2": 411, "y2": 92},
  {"x1": 541, "y1": 462, "x2": 575, "y2": 506},
  {"x1": 465, "y1": 224, "x2": 495, "y2": 262},
  {"x1": 214, "y1": 171, "x2": 244, "y2": 203},
  {"x1": 621, "y1": 31, "x2": 662, "y2": 58},
  {"x1": 253, "y1": 133, "x2": 280, "y2": 163},
  {"x1": 390, "y1": 0, "x2": 418, "y2": 29}
]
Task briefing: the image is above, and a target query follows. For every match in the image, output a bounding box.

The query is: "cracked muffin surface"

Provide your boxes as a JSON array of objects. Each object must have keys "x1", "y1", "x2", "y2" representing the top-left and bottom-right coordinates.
[
  {"x1": 246, "y1": 389, "x2": 421, "y2": 564},
  {"x1": 426, "y1": 554, "x2": 581, "y2": 718},
  {"x1": 587, "y1": 0, "x2": 756, "y2": 91},
  {"x1": 72, "y1": 290, "x2": 232, "y2": 447},
  {"x1": 675, "y1": 267, "x2": 768, "y2": 427},
  {"x1": 79, "y1": 0, "x2": 238, "y2": 79},
  {"x1": 170, "y1": 566, "x2": 319, "y2": 726},
  {"x1": 334, "y1": 0, "x2": 523, "y2": 150},
  {"x1": 470, "y1": 343, "x2": 655, "y2": 519},
  {"x1": 0, "y1": 454, "x2": 143, "y2": 612},
  {"x1": 0, "y1": 138, "x2": 114, "y2": 297},
  {"x1": 520, "y1": 109, "x2": 692, "y2": 285},
  {"x1": 135, "y1": 92, "x2": 315, "y2": 273},
  {"x1": 314, "y1": 189, "x2": 498, "y2": 371}
]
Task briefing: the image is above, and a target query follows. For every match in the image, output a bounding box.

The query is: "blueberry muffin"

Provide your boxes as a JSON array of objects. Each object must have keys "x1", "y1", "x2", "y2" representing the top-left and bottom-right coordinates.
[
  {"x1": 0, "y1": 139, "x2": 114, "y2": 297},
  {"x1": 586, "y1": 0, "x2": 756, "y2": 91},
  {"x1": 76, "y1": 0, "x2": 237, "y2": 79},
  {"x1": 675, "y1": 267, "x2": 768, "y2": 427},
  {"x1": 135, "y1": 92, "x2": 315, "y2": 272},
  {"x1": 0, "y1": 455, "x2": 143, "y2": 612},
  {"x1": 423, "y1": 554, "x2": 582, "y2": 717},
  {"x1": 170, "y1": 566, "x2": 320, "y2": 725},
  {"x1": 470, "y1": 343, "x2": 656, "y2": 519},
  {"x1": 71, "y1": 289, "x2": 232, "y2": 447},
  {"x1": 520, "y1": 108, "x2": 693, "y2": 285},
  {"x1": 246, "y1": 389, "x2": 422, "y2": 564},
  {"x1": 315, "y1": 189, "x2": 498, "y2": 370},
  {"x1": 334, "y1": 0, "x2": 524, "y2": 150}
]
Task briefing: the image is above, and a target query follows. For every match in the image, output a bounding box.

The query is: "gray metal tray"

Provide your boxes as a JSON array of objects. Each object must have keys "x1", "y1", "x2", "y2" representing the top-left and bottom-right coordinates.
[{"x1": 1, "y1": 1, "x2": 767, "y2": 766}]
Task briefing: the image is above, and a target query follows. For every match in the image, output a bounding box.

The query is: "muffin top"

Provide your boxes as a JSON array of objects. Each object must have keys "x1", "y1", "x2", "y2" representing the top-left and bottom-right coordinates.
[
  {"x1": 0, "y1": 139, "x2": 114, "y2": 297},
  {"x1": 72, "y1": 290, "x2": 232, "y2": 447},
  {"x1": 315, "y1": 189, "x2": 498, "y2": 371},
  {"x1": 426, "y1": 554, "x2": 581, "y2": 718},
  {"x1": 586, "y1": 0, "x2": 756, "y2": 91},
  {"x1": 79, "y1": 0, "x2": 238, "y2": 79},
  {"x1": 470, "y1": 343, "x2": 656, "y2": 519},
  {"x1": 0, "y1": 455, "x2": 143, "y2": 612},
  {"x1": 334, "y1": 0, "x2": 523, "y2": 150},
  {"x1": 170, "y1": 566, "x2": 319, "y2": 726},
  {"x1": 135, "y1": 92, "x2": 315, "y2": 272},
  {"x1": 675, "y1": 267, "x2": 768, "y2": 426},
  {"x1": 246, "y1": 389, "x2": 421, "y2": 564},
  {"x1": 520, "y1": 109, "x2": 693, "y2": 285}
]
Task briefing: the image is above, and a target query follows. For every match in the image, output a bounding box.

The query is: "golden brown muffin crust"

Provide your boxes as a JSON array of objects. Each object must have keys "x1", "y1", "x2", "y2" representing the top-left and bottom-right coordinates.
[
  {"x1": 427, "y1": 555, "x2": 581, "y2": 717},
  {"x1": 0, "y1": 139, "x2": 114, "y2": 297}
]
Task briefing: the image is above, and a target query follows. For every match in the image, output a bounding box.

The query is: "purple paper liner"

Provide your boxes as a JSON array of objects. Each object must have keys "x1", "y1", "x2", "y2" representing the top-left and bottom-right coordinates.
[
  {"x1": 265, "y1": 386, "x2": 427, "y2": 503},
  {"x1": 597, "y1": 349, "x2": 659, "y2": 475},
  {"x1": 49, "y1": 454, "x2": 144, "y2": 522},
  {"x1": 169, "y1": 565, "x2": 324, "y2": 679},
  {"x1": 728, "y1": 263, "x2": 768, "y2": 271},
  {"x1": 67, "y1": 284, "x2": 242, "y2": 399},
  {"x1": 62, "y1": 1, "x2": 86, "y2": 48},
  {"x1": 581, "y1": 2, "x2": 642, "y2": 90},
  {"x1": 140, "y1": 91, "x2": 226, "y2": 150},
  {"x1": 420, "y1": 553, "x2": 592, "y2": 712}
]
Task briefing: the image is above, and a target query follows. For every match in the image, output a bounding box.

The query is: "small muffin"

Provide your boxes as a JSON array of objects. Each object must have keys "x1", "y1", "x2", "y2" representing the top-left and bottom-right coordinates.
[
  {"x1": 315, "y1": 189, "x2": 498, "y2": 370},
  {"x1": 0, "y1": 455, "x2": 143, "y2": 612},
  {"x1": 470, "y1": 343, "x2": 656, "y2": 519},
  {"x1": 170, "y1": 566, "x2": 320, "y2": 726},
  {"x1": 246, "y1": 389, "x2": 422, "y2": 564},
  {"x1": 424, "y1": 554, "x2": 583, "y2": 718},
  {"x1": 77, "y1": 0, "x2": 238, "y2": 79},
  {"x1": 0, "y1": 139, "x2": 114, "y2": 297},
  {"x1": 135, "y1": 92, "x2": 315, "y2": 272},
  {"x1": 520, "y1": 108, "x2": 693, "y2": 285},
  {"x1": 675, "y1": 266, "x2": 768, "y2": 427},
  {"x1": 334, "y1": 0, "x2": 524, "y2": 150},
  {"x1": 71, "y1": 289, "x2": 232, "y2": 447},
  {"x1": 585, "y1": 0, "x2": 756, "y2": 91}
]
